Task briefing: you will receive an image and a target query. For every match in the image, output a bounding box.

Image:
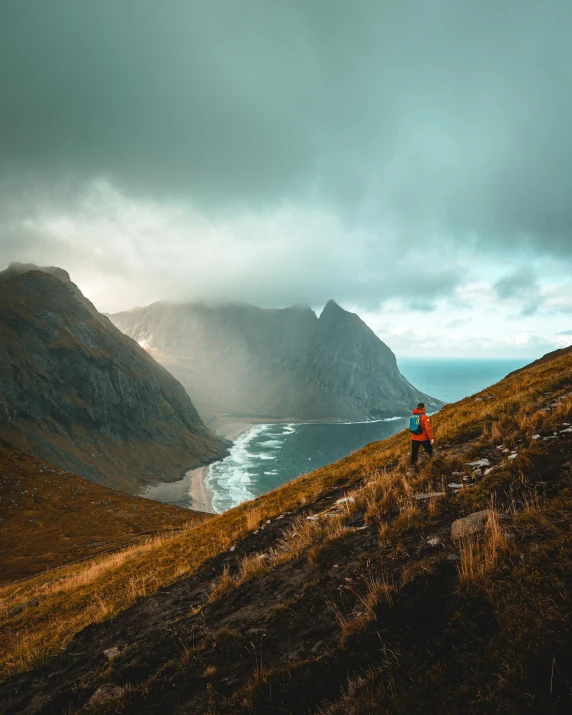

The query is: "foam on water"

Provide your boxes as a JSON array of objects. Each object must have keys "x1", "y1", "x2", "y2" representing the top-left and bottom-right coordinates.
[
  {"x1": 205, "y1": 418, "x2": 408, "y2": 513},
  {"x1": 207, "y1": 423, "x2": 291, "y2": 513}
]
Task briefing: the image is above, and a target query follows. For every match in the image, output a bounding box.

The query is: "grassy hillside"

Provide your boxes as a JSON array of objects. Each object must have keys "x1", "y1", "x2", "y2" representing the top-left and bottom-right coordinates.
[
  {"x1": 0, "y1": 440, "x2": 210, "y2": 584},
  {"x1": 0, "y1": 347, "x2": 571, "y2": 713}
]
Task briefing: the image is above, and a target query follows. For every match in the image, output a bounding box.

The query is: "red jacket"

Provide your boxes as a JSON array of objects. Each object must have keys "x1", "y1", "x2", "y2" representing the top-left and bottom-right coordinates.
[{"x1": 411, "y1": 407, "x2": 434, "y2": 442}]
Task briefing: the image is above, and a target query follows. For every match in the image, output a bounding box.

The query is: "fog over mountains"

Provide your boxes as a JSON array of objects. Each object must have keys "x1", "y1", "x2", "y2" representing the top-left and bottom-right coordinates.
[
  {"x1": 0, "y1": 264, "x2": 228, "y2": 492},
  {"x1": 110, "y1": 299, "x2": 443, "y2": 422}
]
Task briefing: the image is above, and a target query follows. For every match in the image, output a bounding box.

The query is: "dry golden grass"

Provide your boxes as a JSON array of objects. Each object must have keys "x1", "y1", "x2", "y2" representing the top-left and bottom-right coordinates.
[
  {"x1": 209, "y1": 565, "x2": 235, "y2": 602},
  {"x1": 329, "y1": 571, "x2": 395, "y2": 637},
  {"x1": 356, "y1": 572, "x2": 395, "y2": 613},
  {"x1": 457, "y1": 510, "x2": 510, "y2": 589},
  {"x1": 245, "y1": 506, "x2": 262, "y2": 532},
  {"x1": 307, "y1": 525, "x2": 354, "y2": 568},
  {"x1": 236, "y1": 552, "x2": 273, "y2": 583},
  {"x1": 2, "y1": 348, "x2": 572, "y2": 680},
  {"x1": 391, "y1": 500, "x2": 421, "y2": 534}
]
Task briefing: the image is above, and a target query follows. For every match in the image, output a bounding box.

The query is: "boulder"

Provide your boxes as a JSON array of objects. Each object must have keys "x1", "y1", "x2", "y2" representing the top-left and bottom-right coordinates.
[
  {"x1": 413, "y1": 491, "x2": 445, "y2": 500},
  {"x1": 103, "y1": 646, "x2": 120, "y2": 660},
  {"x1": 451, "y1": 510, "x2": 505, "y2": 541},
  {"x1": 88, "y1": 684, "x2": 124, "y2": 706},
  {"x1": 465, "y1": 459, "x2": 490, "y2": 468},
  {"x1": 336, "y1": 496, "x2": 355, "y2": 506}
]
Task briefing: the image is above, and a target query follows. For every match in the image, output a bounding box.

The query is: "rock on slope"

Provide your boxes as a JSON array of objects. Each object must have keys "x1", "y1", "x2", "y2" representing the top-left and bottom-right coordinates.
[
  {"x1": 0, "y1": 264, "x2": 228, "y2": 492},
  {"x1": 110, "y1": 298, "x2": 442, "y2": 421},
  {"x1": 0, "y1": 438, "x2": 209, "y2": 584}
]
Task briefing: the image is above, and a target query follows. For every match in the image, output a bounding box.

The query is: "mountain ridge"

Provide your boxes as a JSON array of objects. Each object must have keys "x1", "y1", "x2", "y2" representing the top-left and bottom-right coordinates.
[{"x1": 110, "y1": 299, "x2": 443, "y2": 422}]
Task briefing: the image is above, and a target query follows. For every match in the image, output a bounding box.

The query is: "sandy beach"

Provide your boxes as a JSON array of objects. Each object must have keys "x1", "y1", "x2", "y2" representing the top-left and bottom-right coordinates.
[
  {"x1": 187, "y1": 465, "x2": 215, "y2": 513},
  {"x1": 187, "y1": 420, "x2": 254, "y2": 513}
]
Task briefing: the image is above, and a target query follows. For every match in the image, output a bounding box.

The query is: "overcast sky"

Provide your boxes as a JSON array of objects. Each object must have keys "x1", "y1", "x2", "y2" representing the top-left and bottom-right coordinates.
[{"x1": 1, "y1": 0, "x2": 572, "y2": 357}]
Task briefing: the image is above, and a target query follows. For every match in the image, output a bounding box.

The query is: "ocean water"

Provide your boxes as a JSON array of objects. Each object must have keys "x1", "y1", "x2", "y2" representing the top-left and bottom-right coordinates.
[
  {"x1": 207, "y1": 418, "x2": 404, "y2": 513},
  {"x1": 205, "y1": 357, "x2": 529, "y2": 513},
  {"x1": 398, "y1": 357, "x2": 528, "y2": 404}
]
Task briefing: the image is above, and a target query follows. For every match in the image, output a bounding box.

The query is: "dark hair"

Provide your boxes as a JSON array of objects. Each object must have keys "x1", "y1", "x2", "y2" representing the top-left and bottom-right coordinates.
[{"x1": 417, "y1": 402, "x2": 425, "y2": 409}]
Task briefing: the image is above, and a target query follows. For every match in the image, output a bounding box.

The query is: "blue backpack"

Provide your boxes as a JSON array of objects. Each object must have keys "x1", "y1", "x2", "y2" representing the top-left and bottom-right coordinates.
[{"x1": 409, "y1": 414, "x2": 424, "y2": 435}]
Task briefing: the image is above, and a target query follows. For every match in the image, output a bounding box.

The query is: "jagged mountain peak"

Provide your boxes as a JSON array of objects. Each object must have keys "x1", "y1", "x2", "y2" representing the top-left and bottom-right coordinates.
[
  {"x1": 111, "y1": 299, "x2": 443, "y2": 419},
  {"x1": 320, "y1": 298, "x2": 346, "y2": 318}
]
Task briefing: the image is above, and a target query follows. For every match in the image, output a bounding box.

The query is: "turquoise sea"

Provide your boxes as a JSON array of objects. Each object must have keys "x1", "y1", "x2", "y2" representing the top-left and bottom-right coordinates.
[{"x1": 205, "y1": 357, "x2": 529, "y2": 512}]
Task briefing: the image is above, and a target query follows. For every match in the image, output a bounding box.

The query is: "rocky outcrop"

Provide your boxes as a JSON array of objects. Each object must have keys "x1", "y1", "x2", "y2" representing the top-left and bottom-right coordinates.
[
  {"x1": 0, "y1": 264, "x2": 229, "y2": 492},
  {"x1": 110, "y1": 299, "x2": 443, "y2": 421},
  {"x1": 450, "y1": 510, "x2": 506, "y2": 540}
]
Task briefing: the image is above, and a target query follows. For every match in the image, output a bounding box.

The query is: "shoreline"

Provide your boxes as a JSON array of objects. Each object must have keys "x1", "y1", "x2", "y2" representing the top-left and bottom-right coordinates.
[
  {"x1": 186, "y1": 465, "x2": 215, "y2": 513},
  {"x1": 187, "y1": 416, "x2": 407, "y2": 513},
  {"x1": 147, "y1": 417, "x2": 407, "y2": 514},
  {"x1": 187, "y1": 421, "x2": 255, "y2": 513}
]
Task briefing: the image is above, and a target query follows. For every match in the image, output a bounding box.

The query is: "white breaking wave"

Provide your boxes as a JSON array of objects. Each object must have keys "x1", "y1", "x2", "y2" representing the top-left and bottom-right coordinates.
[
  {"x1": 206, "y1": 417, "x2": 406, "y2": 513},
  {"x1": 260, "y1": 439, "x2": 282, "y2": 447},
  {"x1": 207, "y1": 424, "x2": 270, "y2": 513}
]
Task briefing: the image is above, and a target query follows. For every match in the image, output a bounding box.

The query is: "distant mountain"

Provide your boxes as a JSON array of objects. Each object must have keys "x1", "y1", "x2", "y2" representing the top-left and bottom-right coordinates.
[
  {"x1": 110, "y1": 299, "x2": 443, "y2": 421},
  {"x1": 0, "y1": 264, "x2": 229, "y2": 492}
]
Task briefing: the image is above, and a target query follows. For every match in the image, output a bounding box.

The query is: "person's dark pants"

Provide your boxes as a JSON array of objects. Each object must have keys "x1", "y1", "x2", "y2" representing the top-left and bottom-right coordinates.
[{"x1": 411, "y1": 439, "x2": 433, "y2": 465}]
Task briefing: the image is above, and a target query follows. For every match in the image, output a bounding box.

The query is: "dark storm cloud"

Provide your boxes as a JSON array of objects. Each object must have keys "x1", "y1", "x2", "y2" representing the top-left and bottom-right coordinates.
[
  {"x1": 1, "y1": 0, "x2": 571, "y2": 314},
  {"x1": 495, "y1": 268, "x2": 537, "y2": 300},
  {"x1": 2, "y1": 1, "x2": 572, "y2": 245},
  {"x1": 495, "y1": 268, "x2": 545, "y2": 317}
]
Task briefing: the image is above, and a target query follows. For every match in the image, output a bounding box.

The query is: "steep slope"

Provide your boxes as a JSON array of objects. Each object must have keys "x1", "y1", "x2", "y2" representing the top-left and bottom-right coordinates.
[
  {"x1": 0, "y1": 264, "x2": 229, "y2": 492},
  {"x1": 110, "y1": 299, "x2": 442, "y2": 421},
  {"x1": 1, "y1": 346, "x2": 571, "y2": 713},
  {"x1": 304, "y1": 299, "x2": 438, "y2": 416},
  {"x1": 0, "y1": 439, "x2": 209, "y2": 584}
]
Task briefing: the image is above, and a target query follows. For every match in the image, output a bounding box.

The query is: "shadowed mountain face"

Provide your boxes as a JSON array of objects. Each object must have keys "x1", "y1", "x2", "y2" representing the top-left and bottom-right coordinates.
[
  {"x1": 110, "y1": 299, "x2": 443, "y2": 421},
  {"x1": 0, "y1": 264, "x2": 229, "y2": 492}
]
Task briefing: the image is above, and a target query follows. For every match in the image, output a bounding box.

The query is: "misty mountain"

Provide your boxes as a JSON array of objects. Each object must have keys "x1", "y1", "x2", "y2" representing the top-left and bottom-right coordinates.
[
  {"x1": 110, "y1": 299, "x2": 443, "y2": 422},
  {"x1": 0, "y1": 264, "x2": 229, "y2": 492}
]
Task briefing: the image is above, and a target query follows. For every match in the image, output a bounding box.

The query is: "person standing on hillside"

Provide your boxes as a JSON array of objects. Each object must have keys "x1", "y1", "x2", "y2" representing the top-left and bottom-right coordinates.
[{"x1": 410, "y1": 402, "x2": 434, "y2": 468}]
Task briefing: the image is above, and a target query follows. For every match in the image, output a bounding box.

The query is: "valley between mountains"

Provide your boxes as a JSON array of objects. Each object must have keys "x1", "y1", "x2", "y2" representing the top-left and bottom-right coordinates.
[
  {"x1": 1, "y1": 343, "x2": 571, "y2": 713},
  {"x1": 109, "y1": 298, "x2": 443, "y2": 424}
]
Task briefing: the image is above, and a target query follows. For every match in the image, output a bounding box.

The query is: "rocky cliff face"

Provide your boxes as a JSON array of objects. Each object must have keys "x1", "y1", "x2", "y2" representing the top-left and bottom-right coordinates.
[
  {"x1": 0, "y1": 264, "x2": 229, "y2": 492},
  {"x1": 110, "y1": 299, "x2": 443, "y2": 421}
]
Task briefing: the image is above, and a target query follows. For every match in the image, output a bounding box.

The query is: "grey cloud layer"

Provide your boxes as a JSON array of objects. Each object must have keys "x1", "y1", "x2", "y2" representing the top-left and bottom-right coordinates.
[{"x1": 0, "y1": 0, "x2": 571, "y2": 310}]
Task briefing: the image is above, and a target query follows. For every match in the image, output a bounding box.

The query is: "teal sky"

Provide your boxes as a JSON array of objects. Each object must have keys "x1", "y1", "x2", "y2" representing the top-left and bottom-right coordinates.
[{"x1": 1, "y1": 1, "x2": 571, "y2": 357}]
